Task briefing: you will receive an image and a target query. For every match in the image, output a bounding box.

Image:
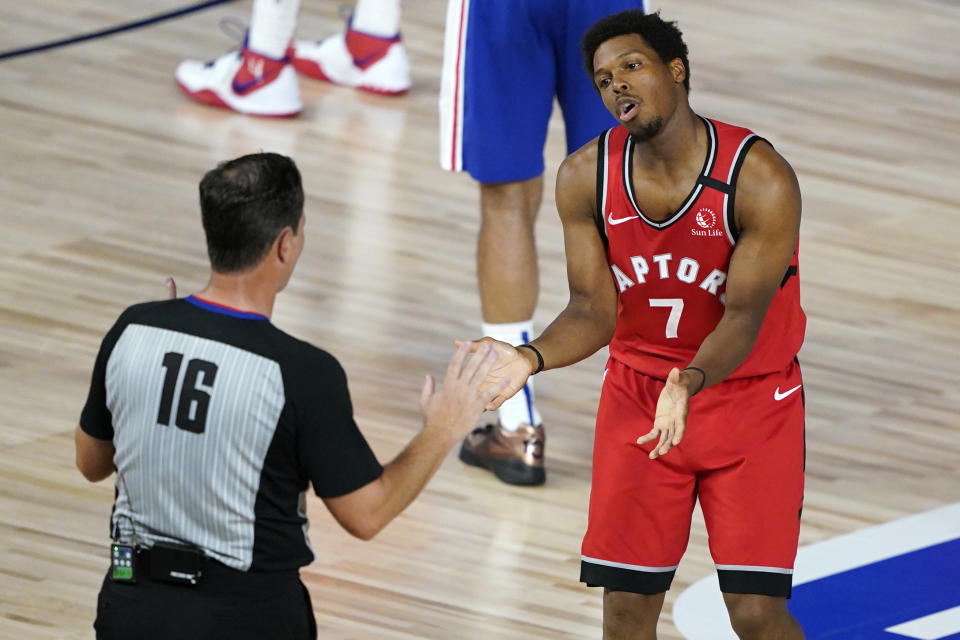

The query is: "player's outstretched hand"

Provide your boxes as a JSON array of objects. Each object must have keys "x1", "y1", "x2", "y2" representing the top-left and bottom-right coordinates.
[
  {"x1": 420, "y1": 341, "x2": 511, "y2": 445},
  {"x1": 165, "y1": 277, "x2": 178, "y2": 299},
  {"x1": 453, "y1": 337, "x2": 534, "y2": 411},
  {"x1": 637, "y1": 367, "x2": 692, "y2": 459}
]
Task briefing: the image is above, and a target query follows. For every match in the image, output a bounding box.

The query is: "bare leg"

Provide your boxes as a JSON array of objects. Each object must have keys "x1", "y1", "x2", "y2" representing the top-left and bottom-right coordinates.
[
  {"x1": 477, "y1": 177, "x2": 543, "y2": 323},
  {"x1": 723, "y1": 593, "x2": 805, "y2": 640},
  {"x1": 602, "y1": 589, "x2": 665, "y2": 640}
]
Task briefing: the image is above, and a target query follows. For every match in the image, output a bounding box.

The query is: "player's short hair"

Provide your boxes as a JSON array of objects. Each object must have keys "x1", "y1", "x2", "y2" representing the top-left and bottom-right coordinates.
[
  {"x1": 199, "y1": 152, "x2": 304, "y2": 273},
  {"x1": 581, "y1": 10, "x2": 690, "y2": 93}
]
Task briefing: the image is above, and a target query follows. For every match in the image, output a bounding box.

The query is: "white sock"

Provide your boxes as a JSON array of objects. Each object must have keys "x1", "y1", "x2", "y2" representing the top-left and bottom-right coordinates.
[
  {"x1": 248, "y1": 0, "x2": 302, "y2": 59},
  {"x1": 352, "y1": 0, "x2": 402, "y2": 38},
  {"x1": 483, "y1": 320, "x2": 543, "y2": 431}
]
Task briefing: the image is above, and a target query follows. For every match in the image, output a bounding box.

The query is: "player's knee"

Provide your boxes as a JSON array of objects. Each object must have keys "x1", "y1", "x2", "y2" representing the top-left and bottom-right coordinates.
[
  {"x1": 602, "y1": 589, "x2": 661, "y2": 639},
  {"x1": 479, "y1": 199, "x2": 538, "y2": 228},
  {"x1": 479, "y1": 179, "x2": 542, "y2": 225},
  {"x1": 724, "y1": 593, "x2": 787, "y2": 637}
]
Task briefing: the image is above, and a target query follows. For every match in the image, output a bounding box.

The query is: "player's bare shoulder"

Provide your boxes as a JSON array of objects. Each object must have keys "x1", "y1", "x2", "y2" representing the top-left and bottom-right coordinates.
[
  {"x1": 734, "y1": 139, "x2": 801, "y2": 233},
  {"x1": 556, "y1": 135, "x2": 602, "y2": 222}
]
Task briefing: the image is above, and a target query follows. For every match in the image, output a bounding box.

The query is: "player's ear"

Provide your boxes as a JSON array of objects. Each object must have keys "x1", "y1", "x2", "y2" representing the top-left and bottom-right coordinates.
[{"x1": 669, "y1": 58, "x2": 686, "y2": 86}]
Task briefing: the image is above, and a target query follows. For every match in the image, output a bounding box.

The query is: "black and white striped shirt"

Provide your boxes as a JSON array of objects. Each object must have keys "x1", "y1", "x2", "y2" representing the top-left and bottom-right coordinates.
[{"x1": 81, "y1": 296, "x2": 383, "y2": 572}]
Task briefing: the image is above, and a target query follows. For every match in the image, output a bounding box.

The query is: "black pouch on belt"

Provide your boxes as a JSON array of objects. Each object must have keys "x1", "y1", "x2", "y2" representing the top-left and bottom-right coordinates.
[{"x1": 145, "y1": 541, "x2": 204, "y2": 586}]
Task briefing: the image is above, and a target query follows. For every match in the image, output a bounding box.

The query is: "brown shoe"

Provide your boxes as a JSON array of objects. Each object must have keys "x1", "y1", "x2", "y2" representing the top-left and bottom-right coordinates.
[{"x1": 459, "y1": 422, "x2": 545, "y2": 486}]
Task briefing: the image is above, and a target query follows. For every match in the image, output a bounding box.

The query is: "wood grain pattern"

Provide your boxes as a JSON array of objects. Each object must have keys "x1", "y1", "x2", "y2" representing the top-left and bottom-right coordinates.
[{"x1": 0, "y1": 1, "x2": 957, "y2": 638}]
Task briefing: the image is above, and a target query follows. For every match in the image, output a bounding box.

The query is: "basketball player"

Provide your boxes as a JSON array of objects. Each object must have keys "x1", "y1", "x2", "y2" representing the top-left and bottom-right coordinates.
[
  {"x1": 75, "y1": 153, "x2": 506, "y2": 639},
  {"x1": 175, "y1": 0, "x2": 409, "y2": 116},
  {"x1": 439, "y1": 0, "x2": 645, "y2": 486},
  {"x1": 459, "y1": 11, "x2": 807, "y2": 638}
]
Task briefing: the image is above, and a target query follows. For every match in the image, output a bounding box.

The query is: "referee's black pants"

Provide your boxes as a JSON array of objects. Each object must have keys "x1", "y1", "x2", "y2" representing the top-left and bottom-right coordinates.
[{"x1": 95, "y1": 560, "x2": 316, "y2": 640}]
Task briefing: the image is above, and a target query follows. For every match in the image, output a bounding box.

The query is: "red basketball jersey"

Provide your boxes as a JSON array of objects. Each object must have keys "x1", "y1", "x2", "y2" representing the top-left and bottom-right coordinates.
[{"x1": 596, "y1": 117, "x2": 805, "y2": 380}]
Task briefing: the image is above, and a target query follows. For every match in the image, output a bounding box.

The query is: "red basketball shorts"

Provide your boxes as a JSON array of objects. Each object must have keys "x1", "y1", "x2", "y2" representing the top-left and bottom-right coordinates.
[{"x1": 580, "y1": 357, "x2": 805, "y2": 597}]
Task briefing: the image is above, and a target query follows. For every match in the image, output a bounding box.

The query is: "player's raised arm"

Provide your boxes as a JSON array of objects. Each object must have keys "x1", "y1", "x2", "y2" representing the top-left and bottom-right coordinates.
[
  {"x1": 535, "y1": 142, "x2": 619, "y2": 368},
  {"x1": 459, "y1": 141, "x2": 618, "y2": 410}
]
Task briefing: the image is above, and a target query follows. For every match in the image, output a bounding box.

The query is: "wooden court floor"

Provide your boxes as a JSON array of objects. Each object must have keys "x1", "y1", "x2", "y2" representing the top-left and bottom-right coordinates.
[{"x1": 0, "y1": 1, "x2": 958, "y2": 638}]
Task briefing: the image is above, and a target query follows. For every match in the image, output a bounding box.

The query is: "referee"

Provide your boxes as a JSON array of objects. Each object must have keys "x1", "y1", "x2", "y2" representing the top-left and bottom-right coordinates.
[{"x1": 75, "y1": 152, "x2": 506, "y2": 639}]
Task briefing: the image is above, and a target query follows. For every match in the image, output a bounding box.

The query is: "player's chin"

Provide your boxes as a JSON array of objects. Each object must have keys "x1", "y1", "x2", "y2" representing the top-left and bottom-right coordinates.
[{"x1": 627, "y1": 115, "x2": 664, "y2": 142}]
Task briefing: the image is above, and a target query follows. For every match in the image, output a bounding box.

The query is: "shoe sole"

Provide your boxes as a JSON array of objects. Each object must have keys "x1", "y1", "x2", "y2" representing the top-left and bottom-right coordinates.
[
  {"x1": 292, "y1": 60, "x2": 410, "y2": 96},
  {"x1": 175, "y1": 80, "x2": 302, "y2": 118},
  {"x1": 356, "y1": 84, "x2": 409, "y2": 96},
  {"x1": 459, "y1": 445, "x2": 545, "y2": 486}
]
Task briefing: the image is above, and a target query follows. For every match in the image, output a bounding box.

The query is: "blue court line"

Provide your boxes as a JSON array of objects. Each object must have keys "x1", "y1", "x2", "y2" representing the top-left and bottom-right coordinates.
[
  {"x1": 0, "y1": 0, "x2": 241, "y2": 61},
  {"x1": 789, "y1": 538, "x2": 960, "y2": 639}
]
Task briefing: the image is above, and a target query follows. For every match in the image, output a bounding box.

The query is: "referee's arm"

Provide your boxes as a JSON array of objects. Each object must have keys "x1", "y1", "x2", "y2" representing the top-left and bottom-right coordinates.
[
  {"x1": 77, "y1": 307, "x2": 127, "y2": 483},
  {"x1": 316, "y1": 342, "x2": 505, "y2": 540},
  {"x1": 75, "y1": 425, "x2": 114, "y2": 482}
]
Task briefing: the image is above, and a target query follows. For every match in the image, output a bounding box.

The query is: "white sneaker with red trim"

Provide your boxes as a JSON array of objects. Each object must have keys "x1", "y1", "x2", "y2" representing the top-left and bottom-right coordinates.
[
  {"x1": 292, "y1": 28, "x2": 410, "y2": 96},
  {"x1": 175, "y1": 47, "x2": 302, "y2": 117}
]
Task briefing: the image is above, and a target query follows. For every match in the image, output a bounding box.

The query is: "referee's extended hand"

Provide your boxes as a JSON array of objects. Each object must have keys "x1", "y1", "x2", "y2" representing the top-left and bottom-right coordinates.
[
  {"x1": 420, "y1": 341, "x2": 511, "y2": 445},
  {"x1": 453, "y1": 337, "x2": 533, "y2": 411},
  {"x1": 637, "y1": 367, "x2": 692, "y2": 459}
]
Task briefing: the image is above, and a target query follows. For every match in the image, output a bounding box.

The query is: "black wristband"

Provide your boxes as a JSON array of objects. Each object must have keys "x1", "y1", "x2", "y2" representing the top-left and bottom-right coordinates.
[
  {"x1": 517, "y1": 344, "x2": 544, "y2": 375},
  {"x1": 682, "y1": 366, "x2": 706, "y2": 395}
]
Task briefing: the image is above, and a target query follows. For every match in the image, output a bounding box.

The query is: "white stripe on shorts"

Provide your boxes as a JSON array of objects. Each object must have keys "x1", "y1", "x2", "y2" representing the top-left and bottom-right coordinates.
[
  {"x1": 439, "y1": 0, "x2": 470, "y2": 171},
  {"x1": 716, "y1": 564, "x2": 794, "y2": 574},
  {"x1": 582, "y1": 555, "x2": 678, "y2": 573}
]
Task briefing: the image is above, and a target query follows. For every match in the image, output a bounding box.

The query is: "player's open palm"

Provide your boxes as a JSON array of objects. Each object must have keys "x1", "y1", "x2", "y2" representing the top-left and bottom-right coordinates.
[
  {"x1": 454, "y1": 337, "x2": 533, "y2": 411},
  {"x1": 638, "y1": 367, "x2": 691, "y2": 459}
]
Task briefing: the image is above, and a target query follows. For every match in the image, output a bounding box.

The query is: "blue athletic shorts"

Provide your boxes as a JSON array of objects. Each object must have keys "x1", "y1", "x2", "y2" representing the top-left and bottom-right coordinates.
[{"x1": 439, "y1": 0, "x2": 645, "y2": 183}]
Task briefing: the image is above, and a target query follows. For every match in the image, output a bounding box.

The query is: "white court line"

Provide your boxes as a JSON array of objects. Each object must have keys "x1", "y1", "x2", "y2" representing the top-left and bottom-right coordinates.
[{"x1": 886, "y1": 605, "x2": 960, "y2": 640}]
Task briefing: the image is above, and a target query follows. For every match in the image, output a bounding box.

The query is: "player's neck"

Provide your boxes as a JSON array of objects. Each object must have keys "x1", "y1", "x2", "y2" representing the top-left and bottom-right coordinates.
[
  {"x1": 195, "y1": 270, "x2": 278, "y2": 319},
  {"x1": 630, "y1": 106, "x2": 702, "y2": 173}
]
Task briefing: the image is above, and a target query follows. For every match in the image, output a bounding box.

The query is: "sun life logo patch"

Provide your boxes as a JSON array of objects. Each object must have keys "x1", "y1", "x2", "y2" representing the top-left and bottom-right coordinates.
[
  {"x1": 692, "y1": 207, "x2": 722, "y2": 237},
  {"x1": 696, "y1": 207, "x2": 717, "y2": 228}
]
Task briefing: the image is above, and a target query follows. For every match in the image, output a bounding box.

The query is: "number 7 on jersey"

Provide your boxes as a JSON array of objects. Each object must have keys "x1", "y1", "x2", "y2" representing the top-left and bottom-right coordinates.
[{"x1": 649, "y1": 298, "x2": 684, "y2": 339}]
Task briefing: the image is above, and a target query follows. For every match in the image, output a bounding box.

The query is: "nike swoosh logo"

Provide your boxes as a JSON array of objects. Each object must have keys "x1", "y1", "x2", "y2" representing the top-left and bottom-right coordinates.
[
  {"x1": 232, "y1": 67, "x2": 281, "y2": 94},
  {"x1": 232, "y1": 75, "x2": 272, "y2": 94},
  {"x1": 353, "y1": 51, "x2": 382, "y2": 67},
  {"x1": 608, "y1": 211, "x2": 639, "y2": 226},
  {"x1": 774, "y1": 384, "x2": 802, "y2": 401},
  {"x1": 232, "y1": 81, "x2": 253, "y2": 93}
]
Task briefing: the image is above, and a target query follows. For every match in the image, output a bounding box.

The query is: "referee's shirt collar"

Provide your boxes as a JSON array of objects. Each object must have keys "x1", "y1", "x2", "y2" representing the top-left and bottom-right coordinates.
[{"x1": 185, "y1": 295, "x2": 270, "y2": 321}]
